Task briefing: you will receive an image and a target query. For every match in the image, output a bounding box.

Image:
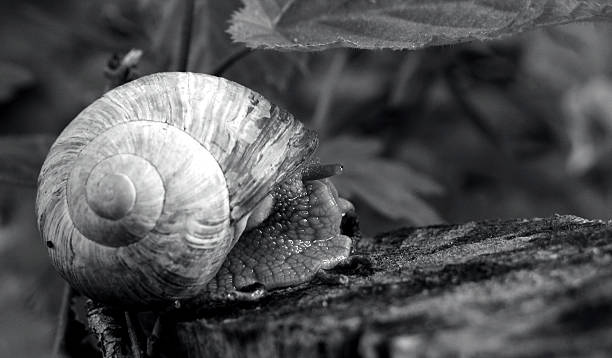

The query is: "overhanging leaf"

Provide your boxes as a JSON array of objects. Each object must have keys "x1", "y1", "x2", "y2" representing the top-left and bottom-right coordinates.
[
  {"x1": 0, "y1": 135, "x2": 55, "y2": 187},
  {"x1": 144, "y1": 0, "x2": 308, "y2": 96},
  {"x1": 229, "y1": 0, "x2": 612, "y2": 51}
]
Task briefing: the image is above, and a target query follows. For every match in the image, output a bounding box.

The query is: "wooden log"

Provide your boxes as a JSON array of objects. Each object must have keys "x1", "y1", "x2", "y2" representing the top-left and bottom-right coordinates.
[{"x1": 164, "y1": 215, "x2": 612, "y2": 357}]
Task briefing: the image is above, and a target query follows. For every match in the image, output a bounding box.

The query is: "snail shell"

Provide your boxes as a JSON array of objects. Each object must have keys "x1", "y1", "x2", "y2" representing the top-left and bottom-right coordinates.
[{"x1": 36, "y1": 72, "x2": 317, "y2": 307}]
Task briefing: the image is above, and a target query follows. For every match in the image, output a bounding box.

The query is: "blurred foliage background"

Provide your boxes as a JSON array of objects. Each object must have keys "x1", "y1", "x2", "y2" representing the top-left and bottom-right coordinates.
[{"x1": 2, "y1": 0, "x2": 612, "y2": 356}]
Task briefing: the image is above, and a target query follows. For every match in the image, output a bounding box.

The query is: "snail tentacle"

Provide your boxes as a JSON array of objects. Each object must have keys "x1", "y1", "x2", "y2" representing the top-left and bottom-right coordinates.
[{"x1": 301, "y1": 163, "x2": 343, "y2": 181}]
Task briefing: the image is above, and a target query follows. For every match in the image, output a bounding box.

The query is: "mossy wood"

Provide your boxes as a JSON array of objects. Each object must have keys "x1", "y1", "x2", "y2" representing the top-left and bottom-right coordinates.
[{"x1": 162, "y1": 215, "x2": 612, "y2": 357}]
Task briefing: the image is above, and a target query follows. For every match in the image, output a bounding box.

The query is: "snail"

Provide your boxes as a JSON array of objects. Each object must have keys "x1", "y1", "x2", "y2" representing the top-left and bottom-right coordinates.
[{"x1": 36, "y1": 72, "x2": 354, "y2": 309}]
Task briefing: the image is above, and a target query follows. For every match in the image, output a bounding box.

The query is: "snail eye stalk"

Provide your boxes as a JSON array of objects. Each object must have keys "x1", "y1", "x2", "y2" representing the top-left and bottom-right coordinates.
[{"x1": 301, "y1": 163, "x2": 343, "y2": 182}]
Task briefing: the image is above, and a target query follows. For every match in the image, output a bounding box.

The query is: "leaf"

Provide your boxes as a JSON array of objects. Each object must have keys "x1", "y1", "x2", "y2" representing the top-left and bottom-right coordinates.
[
  {"x1": 523, "y1": 23, "x2": 612, "y2": 92},
  {"x1": 0, "y1": 135, "x2": 55, "y2": 187},
  {"x1": 318, "y1": 136, "x2": 444, "y2": 226},
  {"x1": 194, "y1": 0, "x2": 309, "y2": 97},
  {"x1": 0, "y1": 62, "x2": 35, "y2": 104},
  {"x1": 229, "y1": 0, "x2": 612, "y2": 51},
  {"x1": 564, "y1": 77, "x2": 612, "y2": 174},
  {"x1": 0, "y1": 1, "x2": 136, "y2": 133},
  {"x1": 143, "y1": 0, "x2": 309, "y2": 97}
]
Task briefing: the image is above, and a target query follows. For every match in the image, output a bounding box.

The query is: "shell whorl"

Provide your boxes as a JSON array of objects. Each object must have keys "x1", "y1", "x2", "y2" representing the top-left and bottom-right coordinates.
[
  {"x1": 87, "y1": 172, "x2": 137, "y2": 221},
  {"x1": 66, "y1": 121, "x2": 229, "y2": 249},
  {"x1": 36, "y1": 72, "x2": 317, "y2": 306}
]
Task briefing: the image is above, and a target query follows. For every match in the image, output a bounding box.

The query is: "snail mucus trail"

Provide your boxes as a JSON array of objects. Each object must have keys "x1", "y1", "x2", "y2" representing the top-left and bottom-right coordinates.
[{"x1": 36, "y1": 72, "x2": 355, "y2": 309}]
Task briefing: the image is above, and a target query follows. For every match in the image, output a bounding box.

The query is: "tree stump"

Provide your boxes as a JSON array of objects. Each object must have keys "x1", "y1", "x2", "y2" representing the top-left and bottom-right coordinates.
[{"x1": 161, "y1": 214, "x2": 612, "y2": 357}]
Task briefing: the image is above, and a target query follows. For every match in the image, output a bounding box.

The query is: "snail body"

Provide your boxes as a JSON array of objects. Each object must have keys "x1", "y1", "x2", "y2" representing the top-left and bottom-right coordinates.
[{"x1": 36, "y1": 73, "x2": 352, "y2": 308}]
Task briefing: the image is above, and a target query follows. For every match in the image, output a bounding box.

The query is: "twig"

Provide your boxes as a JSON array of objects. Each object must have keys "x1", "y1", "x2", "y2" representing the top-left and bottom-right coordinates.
[
  {"x1": 146, "y1": 316, "x2": 163, "y2": 358},
  {"x1": 124, "y1": 312, "x2": 144, "y2": 358},
  {"x1": 104, "y1": 49, "x2": 143, "y2": 91},
  {"x1": 177, "y1": 0, "x2": 195, "y2": 72},
  {"x1": 212, "y1": 48, "x2": 252, "y2": 77},
  {"x1": 312, "y1": 50, "x2": 348, "y2": 136},
  {"x1": 52, "y1": 284, "x2": 74, "y2": 357},
  {"x1": 86, "y1": 300, "x2": 125, "y2": 358}
]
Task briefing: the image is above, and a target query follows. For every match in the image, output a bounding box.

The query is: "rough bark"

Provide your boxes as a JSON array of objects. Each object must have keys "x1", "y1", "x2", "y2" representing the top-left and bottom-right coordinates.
[{"x1": 164, "y1": 214, "x2": 612, "y2": 358}]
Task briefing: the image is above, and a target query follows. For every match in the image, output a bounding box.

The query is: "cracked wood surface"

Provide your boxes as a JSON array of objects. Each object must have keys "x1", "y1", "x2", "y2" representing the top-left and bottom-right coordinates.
[{"x1": 165, "y1": 214, "x2": 612, "y2": 358}]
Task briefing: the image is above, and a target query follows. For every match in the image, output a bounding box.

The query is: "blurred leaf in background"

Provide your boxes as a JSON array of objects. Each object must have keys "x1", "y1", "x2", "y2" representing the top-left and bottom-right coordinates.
[
  {"x1": 522, "y1": 23, "x2": 612, "y2": 175},
  {"x1": 444, "y1": 40, "x2": 562, "y2": 160},
  {"x1": 0, "y1": 135, "x2": 54, "y2": 187},
  {"x1": 0, "y1": 134, "x2": 58, "y2": 357},
  {"x1": 0, "y1": 0, "x2": 157, "y2": 134},
  {"x1": 564, "y1": 78, "x2": 612, "y2": 174},
  {"x1": 0, "y1": 185, "x2": 62, "y2": 358},
  {"x1": 523, "y1": 23, "x2": 612, "y2": 93},
  {"x1": 318, "y1": 136, "x2": 444, "y2": 229},
  {"x1": 0, "y1": 62, "x2": 35, "y2": 105}
]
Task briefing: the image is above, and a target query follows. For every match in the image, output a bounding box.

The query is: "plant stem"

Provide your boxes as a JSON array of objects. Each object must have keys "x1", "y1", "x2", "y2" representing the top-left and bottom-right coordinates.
[
  {"x1": 177, "y1": 0, "x2": 195, "y2": 72},
  {"x1": 87, "y1": 300, "x2": 125, "y2": 358},
  {"x1": 147, "y1": 316, "x2": 163, "y2": 358},
  {"x1": 104, "y1": 49, "x2": 142, "y2": 91},
  {"x1": 444, "y1": 67, "x2": 510, "y2": 156},
  {"x1": 312, "y1": 50, "x2": 348, "y2": 137},
  {"x1": 52, "y1": 284, "x2": 73, "y2": 357},
  {"x1": 212, "y1": 48, "x2": 252, "y2": 77},
  {"x1": 124, "y1": 311, "x2": 144, "y2": 358}
]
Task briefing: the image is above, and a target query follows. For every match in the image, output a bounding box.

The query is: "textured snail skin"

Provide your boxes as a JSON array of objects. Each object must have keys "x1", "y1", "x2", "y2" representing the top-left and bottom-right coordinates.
[
  {"x1": 36, "y1": 72, "x2": 352, "y2": 308},
  {"x1": 206, "y1": 165, "x2": 352, "y2": 297}
]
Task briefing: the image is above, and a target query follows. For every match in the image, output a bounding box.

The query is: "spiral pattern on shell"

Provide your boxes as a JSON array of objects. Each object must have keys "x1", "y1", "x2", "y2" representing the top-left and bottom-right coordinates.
[{"x1": 36, "y1": 73, "x2": 317, "y2": 307}]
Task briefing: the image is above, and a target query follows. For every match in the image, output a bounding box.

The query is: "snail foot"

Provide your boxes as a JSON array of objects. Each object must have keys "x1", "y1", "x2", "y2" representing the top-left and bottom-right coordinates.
[
  {"x1": 204, "y1": 160, "x2": 355, "y2": 298},
  {"x1": 226, "y1": 283, "x2": 267, "y2": 302},
  {"x1": 207, "y1": 233, "x2": 352, "y2": 295}
]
